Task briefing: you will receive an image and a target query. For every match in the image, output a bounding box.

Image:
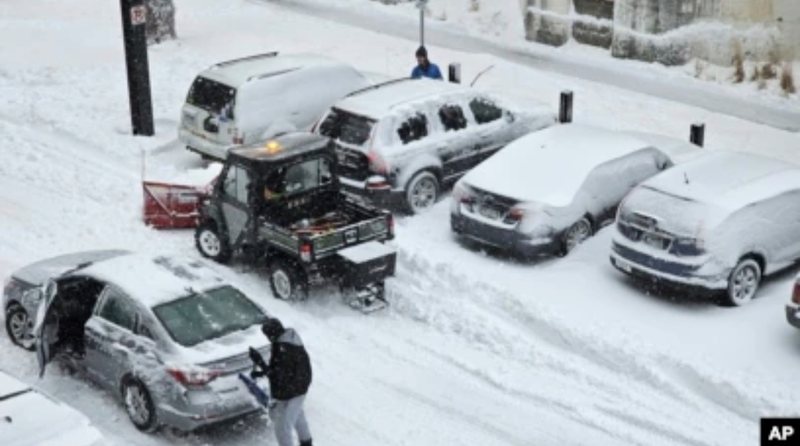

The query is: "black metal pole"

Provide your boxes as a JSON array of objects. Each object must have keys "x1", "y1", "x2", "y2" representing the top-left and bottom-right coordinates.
[
  {"x1": 120, "y1": 0, "x2": 154, "y2": 136},
  {"x1": 690, "y1": 123, "x2": 705, "y2": 147},
  {"x1": 559, "y1": 90, "x2": 573, "y2": 124},
  {"x1": 448, "y1": 63, "x2": 461, "y2": 84}
]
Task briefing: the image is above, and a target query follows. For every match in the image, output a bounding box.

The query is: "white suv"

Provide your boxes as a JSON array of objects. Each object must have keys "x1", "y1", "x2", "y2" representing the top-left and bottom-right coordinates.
[
  {"x1": 179, "y1": 53, "x2": 369, "y2": 160},
  {"x1": 314, "y1": 78, "x2": 556, "y2": 213}
]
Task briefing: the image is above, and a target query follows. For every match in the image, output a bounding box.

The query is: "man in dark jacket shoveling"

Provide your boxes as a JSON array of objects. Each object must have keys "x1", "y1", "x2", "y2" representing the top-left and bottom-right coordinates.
[{"x1": 252, "y1": 317, "x2": 313, "y2": 446}]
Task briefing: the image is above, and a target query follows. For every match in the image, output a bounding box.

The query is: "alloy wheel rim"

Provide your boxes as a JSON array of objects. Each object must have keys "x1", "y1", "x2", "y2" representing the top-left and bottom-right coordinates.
[
  {"x1": 731, "y1": 265, "x2": 758, "y2": 303},
  {"x1": 200, "y1": 230, "x2": 221, "y2": 256},
  {"x1": 125, "y1": 385, "x2": 150, "y2": 425},
  {"x1": 273, "y1": 270, "x2": 292, "y2": 300},
  {"x1": 565, "y1": 220, "x2": 591, "y2": 251},
  {"x1": 9, "y1": 311, "x2": 34, "y2": 348},
  {"x1": 411, "y1": 178, "x2": 436, "y2": 211}
]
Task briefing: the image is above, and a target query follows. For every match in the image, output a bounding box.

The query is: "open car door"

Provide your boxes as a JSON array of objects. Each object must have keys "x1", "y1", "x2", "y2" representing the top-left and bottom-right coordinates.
[{"x1": 34, "y1": 280, "x2": 59, "y2": 378}]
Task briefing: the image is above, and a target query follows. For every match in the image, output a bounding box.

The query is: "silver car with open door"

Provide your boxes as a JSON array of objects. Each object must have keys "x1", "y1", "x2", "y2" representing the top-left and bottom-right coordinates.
[{"x1": 5, "y1": 251, "x2": 271, "y2": 433}]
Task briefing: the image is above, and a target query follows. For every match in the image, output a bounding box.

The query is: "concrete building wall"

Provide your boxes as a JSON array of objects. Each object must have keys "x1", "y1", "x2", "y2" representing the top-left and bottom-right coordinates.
[{"x1": 524, "y1": 0, "x2": 799, "y2": 64}]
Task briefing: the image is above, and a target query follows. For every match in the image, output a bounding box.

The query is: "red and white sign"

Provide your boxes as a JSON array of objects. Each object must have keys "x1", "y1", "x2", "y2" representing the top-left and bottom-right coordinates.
[{"x1": 130, "y1": 5, "x2": 147, "y2": 26}]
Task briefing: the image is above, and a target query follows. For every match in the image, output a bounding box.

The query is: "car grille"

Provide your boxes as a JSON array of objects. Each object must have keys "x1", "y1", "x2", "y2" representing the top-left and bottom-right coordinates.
[{"x1": 334, "y1": 144, "x2": 370, "y2": 181}]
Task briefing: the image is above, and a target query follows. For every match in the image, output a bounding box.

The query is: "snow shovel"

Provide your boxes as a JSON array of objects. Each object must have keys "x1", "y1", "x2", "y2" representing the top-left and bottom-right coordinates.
[{"x1": 238, "y1": 372, "x2": 271, "y2": 409}]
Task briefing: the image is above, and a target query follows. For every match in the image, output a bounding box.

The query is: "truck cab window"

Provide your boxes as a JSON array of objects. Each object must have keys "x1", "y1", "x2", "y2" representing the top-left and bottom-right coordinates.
[
  {"x1": 263, "y1": 158, "x2": 330, "y2": 200},
  {"x1": 222, "y1": 165, "x2": 251, "y2": 204},
  {"x1": 397, "y1": 113, "x2": 428, "y2": 144}
]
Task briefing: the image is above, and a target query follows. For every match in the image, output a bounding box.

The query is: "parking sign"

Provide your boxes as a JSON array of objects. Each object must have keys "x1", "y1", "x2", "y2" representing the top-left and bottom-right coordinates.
[{"x1": 130, "y1": 5, "x2": 146, "y2": 26}]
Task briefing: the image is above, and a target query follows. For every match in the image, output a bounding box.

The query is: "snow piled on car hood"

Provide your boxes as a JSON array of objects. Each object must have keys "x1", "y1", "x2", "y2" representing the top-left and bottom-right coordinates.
[{"x1": 462, "y1": 124, "x2": 672, "y2": 206}]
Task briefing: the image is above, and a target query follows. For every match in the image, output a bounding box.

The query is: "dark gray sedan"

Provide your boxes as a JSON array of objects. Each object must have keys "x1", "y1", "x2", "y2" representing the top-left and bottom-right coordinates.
[{"x1": 3, "y1": 250, "x2": 270, "y2": 433}]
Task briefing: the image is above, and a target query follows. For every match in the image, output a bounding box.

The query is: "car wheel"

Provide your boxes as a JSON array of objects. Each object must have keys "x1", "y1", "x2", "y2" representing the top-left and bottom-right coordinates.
[
  {"x1": 195, "y1": 221, "x2": 232, "y2": 264},
  {"x1": 269, "y1": 259, "x2": 308, "y2": 301},
  {"x1": 405, "y1": 171, "x2": 439, "y2": 214},
  {"x1": 5, "y1": 304, "x2": 35, "y2": 351},
  {"x1": 724, "y1": 258, "x2": 762, "y2": 306},
  {"x1": 560, "y1": 217, "x2": 593, "y2": 256},
  {"x1": 122, "y1": 378, "x2": 158, "y2": 433}
]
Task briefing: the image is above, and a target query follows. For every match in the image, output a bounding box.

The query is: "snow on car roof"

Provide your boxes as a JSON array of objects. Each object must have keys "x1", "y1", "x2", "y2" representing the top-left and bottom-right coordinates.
[
  {"x1": 79, "y1": 253, "x2": 226, "y2": 307},
  {"x1": 200, "y1": 53, "x2": 352, "y2": 88},
  {"x1": 641, "y1": 150, "x2": 800, "y2": 210},
  {"x1": 462, "y1": 124, "x2": 670, "y2": 206},
  {"x1": 334, "y1": 78, "x2": 470, "y2": 118},
  {"x1": 12, "y1": 249, "x2": 131, "y2": 286}
]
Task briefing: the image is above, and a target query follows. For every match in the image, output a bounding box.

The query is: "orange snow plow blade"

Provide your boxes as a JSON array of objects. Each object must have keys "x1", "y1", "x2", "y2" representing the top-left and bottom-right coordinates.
[{"x1": 142, "y1": 181, "x2": 206, "y2": 229}]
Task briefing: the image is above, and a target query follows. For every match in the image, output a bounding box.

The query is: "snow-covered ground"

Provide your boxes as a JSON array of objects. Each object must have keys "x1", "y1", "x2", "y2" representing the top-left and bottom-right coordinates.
[{"x1": 1, "y1": 1, "x2": 800, "y2": 445}]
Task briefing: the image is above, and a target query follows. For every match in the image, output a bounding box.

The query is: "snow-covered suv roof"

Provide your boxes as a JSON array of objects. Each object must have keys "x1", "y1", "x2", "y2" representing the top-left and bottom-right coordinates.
[
  {"x1": 335, "y1": 78, "x2": 471, "y2": 118},
  {"x1": 641, "y1": 151, "x2": 800, "y2": 210},
  {"x1": 79, "y1": 253, "x2": 227, "y2": 307},
  {"x1": 200, "y1": 53, "x2": 354, "y2": 88}
]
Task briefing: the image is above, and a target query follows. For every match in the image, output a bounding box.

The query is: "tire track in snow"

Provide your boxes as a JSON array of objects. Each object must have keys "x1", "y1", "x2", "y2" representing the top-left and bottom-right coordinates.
[{"x1": 386, "y1": 249, "x2": 758, "y2": 445}]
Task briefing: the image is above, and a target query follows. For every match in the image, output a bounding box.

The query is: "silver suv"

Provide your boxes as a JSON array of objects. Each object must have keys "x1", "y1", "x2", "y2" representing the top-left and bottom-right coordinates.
[
  {"x1": 314, "y1": 78, "x2": 556, "y2": 213},
  {"x1": 3, "y1": 250, "x2": 270, "y2": 433}
]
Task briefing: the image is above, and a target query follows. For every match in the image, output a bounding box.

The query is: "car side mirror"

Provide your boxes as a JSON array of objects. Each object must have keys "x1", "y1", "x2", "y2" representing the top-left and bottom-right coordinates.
[{"x1": 505, "y1": 111, "x2": 515, "y2": 123}]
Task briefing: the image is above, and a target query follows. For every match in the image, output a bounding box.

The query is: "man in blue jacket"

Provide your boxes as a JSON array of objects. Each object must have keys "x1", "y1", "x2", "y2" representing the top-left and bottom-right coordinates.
[{"x1": 410, "y1": 46, "x2": 443, "y2": 80}]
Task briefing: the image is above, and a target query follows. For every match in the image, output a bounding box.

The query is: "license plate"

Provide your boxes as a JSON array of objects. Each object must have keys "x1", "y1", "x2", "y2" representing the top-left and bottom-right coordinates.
[
  {"x1": 480, "y1": 206, "x2": 501, "y2": 219},
  {"x1": 615, "y1": 257, "x2": 632, "y2": 273}
]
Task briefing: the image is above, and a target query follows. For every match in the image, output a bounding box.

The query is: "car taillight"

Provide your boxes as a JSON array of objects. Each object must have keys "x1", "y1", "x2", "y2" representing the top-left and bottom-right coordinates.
[
  {"x1": 300, "y1": 242, "x2": 313, "y2": 263},
  {"x1": 504, "y1": 207, "x2": 525, "y2": 224},
  {"x1": 167, "y1": 367, "x2": 221, "y2": 387},
  {"x1": 367, "y1": 150, "x2": 388, "y2": 175},
  {"x1": 793, "y1": 282, "x2": 800, "y2": 305},
  {"x1": 453, "y1": 183, "x2": 474, "y2": 205}
]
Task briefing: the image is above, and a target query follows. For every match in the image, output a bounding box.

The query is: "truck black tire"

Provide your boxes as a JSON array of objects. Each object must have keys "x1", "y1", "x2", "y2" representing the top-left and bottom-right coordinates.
[
  {"x1": 195, "y1": 221, "x2": 232, "y2": 264},
  {"x1": 405, "y1": 171, "x2": 439, "y2": 214},
  {"x1": 269, "y1": 259, "x2": 308, "y2": 301}
]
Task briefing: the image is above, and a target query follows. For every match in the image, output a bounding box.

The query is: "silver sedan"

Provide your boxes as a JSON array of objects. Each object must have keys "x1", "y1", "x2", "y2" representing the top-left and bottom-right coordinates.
[{"x1": 3, "y1": 250, "x2": 270, "y2": 433}]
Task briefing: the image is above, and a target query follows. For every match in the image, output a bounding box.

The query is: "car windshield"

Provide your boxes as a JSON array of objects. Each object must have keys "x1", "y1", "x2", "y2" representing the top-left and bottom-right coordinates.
[
  {"x1": 318, "y1": 108, "x2": 374, "y2": 146},
  {"x1": 153, "y1": 286, "x2": 265, "y2": 347},
  {"x1": 187, "y1": 76, "x2": 236, "y2": 118}
]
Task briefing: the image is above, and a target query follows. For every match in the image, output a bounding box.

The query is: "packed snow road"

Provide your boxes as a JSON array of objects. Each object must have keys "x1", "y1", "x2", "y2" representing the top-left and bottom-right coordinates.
[
  {"x1": 1, "y1": 0, "x2": 800, "y2": 445},
  {"x1": 261, "y1": 0, "x2": 800, "y2": 132}
]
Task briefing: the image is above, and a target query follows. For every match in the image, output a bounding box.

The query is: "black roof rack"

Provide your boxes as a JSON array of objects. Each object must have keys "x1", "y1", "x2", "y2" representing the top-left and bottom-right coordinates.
[
  {"x1": 345, "y1": 77, "x2": 415, "y2": 98},
  {"x1": 211, "y1": 52, "x2": 279, "y2": 69}
]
